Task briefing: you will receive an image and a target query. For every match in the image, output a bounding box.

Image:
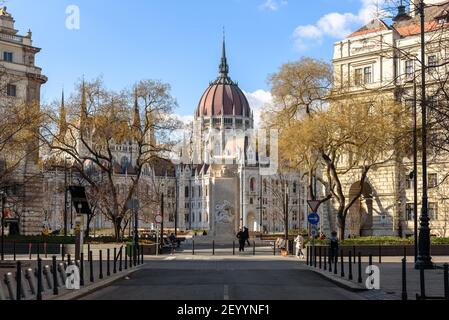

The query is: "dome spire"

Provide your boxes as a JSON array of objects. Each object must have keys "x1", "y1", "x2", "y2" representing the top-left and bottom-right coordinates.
[{"x1": 219, "y1": 29, "x2": 229, "y2": 79}]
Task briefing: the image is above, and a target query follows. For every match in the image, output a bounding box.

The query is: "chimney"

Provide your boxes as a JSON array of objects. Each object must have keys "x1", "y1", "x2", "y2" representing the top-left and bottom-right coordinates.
[{"x1": 393, "y1": 0, "x2": 411, "y2": 21}]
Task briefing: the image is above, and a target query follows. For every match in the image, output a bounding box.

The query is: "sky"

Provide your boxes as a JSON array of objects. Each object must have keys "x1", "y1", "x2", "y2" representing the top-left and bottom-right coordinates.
[{"x1": 6, "y1": 0, "x2": 394, "y2": 122}]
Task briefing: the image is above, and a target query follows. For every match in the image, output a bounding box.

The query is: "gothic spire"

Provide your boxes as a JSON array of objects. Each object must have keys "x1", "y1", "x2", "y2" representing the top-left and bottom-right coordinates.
[
  {"x1": 133, "y1": 88, "x2": 141, "y2": 130},
  {"x1": 58, "y1": 89, "x2": 67, "y2": 138},
  {"x1": 80, "y1": 79, "x2": 88, "y2": 132},
  {"x1": 219, "y1": 31, "x2": 229, "y2": 79}
]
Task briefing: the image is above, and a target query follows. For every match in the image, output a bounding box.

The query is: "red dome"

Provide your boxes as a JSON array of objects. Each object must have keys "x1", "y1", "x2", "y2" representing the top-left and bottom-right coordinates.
[{"x1": 196, "y1": 38, "x2": 251, "y2": 119}]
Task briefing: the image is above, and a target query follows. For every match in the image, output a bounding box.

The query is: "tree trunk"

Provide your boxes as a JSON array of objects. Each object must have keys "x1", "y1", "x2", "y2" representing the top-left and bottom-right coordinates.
[
  {"x1": 113, "y1": 217, "x2": 122, "y2": 242},
  {"x1": 337, "y1": 214, "x2": 346, "y2": 240}
]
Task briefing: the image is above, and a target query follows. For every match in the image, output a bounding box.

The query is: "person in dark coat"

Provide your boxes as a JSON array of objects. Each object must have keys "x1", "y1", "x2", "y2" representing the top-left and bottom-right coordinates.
[
  {"x1": 329, "y1": 231, "x2": 339, "y2": 263},
  {"x1": 243, "y1": 227, "x2": 251, "y2": 246},
  {"x1": 237, "y1": 229, "x2": 246, "y2": 252}
]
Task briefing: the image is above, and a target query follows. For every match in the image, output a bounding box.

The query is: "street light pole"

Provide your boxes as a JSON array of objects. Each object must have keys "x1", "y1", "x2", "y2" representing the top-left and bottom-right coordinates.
[
  {"x1": 416, "y1": 0, "x2": 433, "y2": 269},
  {"x1": 1, "y1": 190, "x2": 5, "y2": 261},
  {"x1": 413, "y1": 79, "x2": 419, "y2": 264},
  {"x1": 64, "y1": 157, "x2": 68, "y2": 237}
]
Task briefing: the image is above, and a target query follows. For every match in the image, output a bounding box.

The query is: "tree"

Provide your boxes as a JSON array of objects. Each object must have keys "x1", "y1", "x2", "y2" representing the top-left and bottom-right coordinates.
[{"x1": 40, "y1": 77, "x2": 180, "y2": 241}]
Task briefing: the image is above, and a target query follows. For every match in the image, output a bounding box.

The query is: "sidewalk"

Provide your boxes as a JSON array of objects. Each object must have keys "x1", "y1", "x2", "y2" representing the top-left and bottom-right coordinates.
[{"x1": 304, "y1": 254, "x2": 449, "y2": 300}]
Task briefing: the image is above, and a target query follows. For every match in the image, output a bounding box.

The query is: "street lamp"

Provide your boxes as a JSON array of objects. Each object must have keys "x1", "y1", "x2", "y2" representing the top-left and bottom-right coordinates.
[
  {"x1": 416, "y1": 0, "x2": 433, "y2": 269},
  {"x1": 1, "y1": 189, "x2": 5, "y2": 261},
  {"x1": 63, "y1": 157, "x2": 70, "y2": 237}
]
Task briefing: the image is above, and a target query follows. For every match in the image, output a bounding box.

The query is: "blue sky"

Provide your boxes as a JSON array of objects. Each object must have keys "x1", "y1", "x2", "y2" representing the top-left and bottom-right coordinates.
[{"x1": 7, "y1": 0, "x2": 388, "y2": 118}]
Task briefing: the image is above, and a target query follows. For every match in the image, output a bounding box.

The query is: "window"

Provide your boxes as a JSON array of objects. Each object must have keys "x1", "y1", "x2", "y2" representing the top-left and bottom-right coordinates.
[
  {"x1": 6, "y1": 84, "x2": 16, "y2": 97},
  {"x1": 3, "y1": 52, "x2": 13, "y2": 62},
  {"x1": 405, "y1": 174, "x2": 413, "y2": 190},
  {"x1": 250, "y1": 177, "x2": 256, "y2": 192},
  {"x1": 406, "y1": 203, "x2": 415, "y2": 221},
  {"x1": 293, "y1": 182, "x2": 297, "y2": 193},
  {"x1": 355, "y1": 68, "x2": 363, "y2": 85},
  {"x1": 428, "y1": 55, "x2": 437, "y2": 73},
  {"x1": 364, "y1": 67, "x2": 372, "y2": 84},
  {"x1": 185, "y1": 214, "x2": 189, "y2": 223},
  {"x1": 429, "y1": 203, "x2": 438, "y2": 220},
  {"x1": 249, "y1": 198, "x2": 254, "y2": 205},
  {"x1": 185, "y1": 186, "x2": 189, "y2": 198},
  {"x1": 405, "y1": 60, "x2": 414, "y2": 78},
  {"x1": 428, "y1": 173, "x2": 438, "y2": 188},
  {"x1": 224, "y1": 118, "x2": 233, "y2": 126}
]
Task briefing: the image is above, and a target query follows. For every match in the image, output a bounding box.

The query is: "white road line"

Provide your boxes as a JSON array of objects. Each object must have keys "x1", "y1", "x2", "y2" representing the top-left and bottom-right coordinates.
[
  {"x1": 224, "y1": 285, "x2": 230, "y2": 300},
  {"x1": 165, "y1": 256, "x2": 176, "y2": 261}
]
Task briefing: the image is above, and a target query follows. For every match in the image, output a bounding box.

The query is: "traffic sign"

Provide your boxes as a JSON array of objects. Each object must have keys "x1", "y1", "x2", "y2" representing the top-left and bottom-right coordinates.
[
  {"x1": 311, "y1": 225, "x2": 318, "y2": 237},
  {"x1": 307, "y1": 200, "x2": 321, "y2": 213},
  {"x1": 155, "y1": 214, "x2": 163, "y2": 224},
  {"x1": 308, "y1": 212, "x2": 320, "y2": 225}
]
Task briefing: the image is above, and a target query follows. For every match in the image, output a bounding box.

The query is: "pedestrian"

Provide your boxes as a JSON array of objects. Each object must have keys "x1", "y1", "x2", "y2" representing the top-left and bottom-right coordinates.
[
  {"x1": 236, "y1": 229, "x2": 246, "y2": 252},
  {"x1": 294, "y1": 234, "x2": 305, "y2": 259},
  {"x1": 169, "y1": 233, "x2": 176, "y2": 255},
  {"x1": 329, "y1": 231, "x2": 339, "y2": 263},
  {"x1": 243, "y1": 227, "x2": 251, "y2": 246}
]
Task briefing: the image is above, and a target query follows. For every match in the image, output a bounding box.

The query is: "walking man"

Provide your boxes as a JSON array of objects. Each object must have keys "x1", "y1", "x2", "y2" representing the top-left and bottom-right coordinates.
[{"x1": 294, "y1": 234, "x2": 305, "y2": 259}]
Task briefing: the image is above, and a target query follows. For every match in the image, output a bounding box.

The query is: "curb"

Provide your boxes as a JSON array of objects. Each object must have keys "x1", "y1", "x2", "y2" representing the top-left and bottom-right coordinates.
[
  {"x1": 47, "y1": 264, "x2": 147, "y2": 301},
  {"x1": 303, "y1": 264, "x2": 368, "y2": 292}
]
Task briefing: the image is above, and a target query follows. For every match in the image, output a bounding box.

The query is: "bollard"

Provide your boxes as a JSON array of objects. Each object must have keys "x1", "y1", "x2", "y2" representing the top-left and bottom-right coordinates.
[
  {"x1": 314, "y1": 246, "x2": 317, "y2": 268},
  {"x1": 16, "y1": 261, "x2": 22, "y2": 300},
  {"x1": 319, "y1": 247, "x2": 322, "y2": 269},
  {"x1": 233, "y1": 241, "x2": 235, "y2": 256},
  {"x1": 89, "y1": 251, "x2": 94, "y2": 283},
  {"x1": 28, "y1": 243, "x2": 32, "y2": 260},
  {"x1": 107, "y1": 249, "x2": 111, "y2": 276},
  {"x1": 129, "y1": 245, "x2": 133, "y2": 268},
  {"x1": 58, "y1": 263, "x2": 67, "y2": 285},
  {"x1": 137, "y1": 245, "x2": 140, "y2": 265},
  {"x1": 36, "y1": 258, "x2": 42, "y2": 300},
  {"x1": 113, "y1": 248, "x2": 117, "y2": 274},
  {"x1": 273, "y1": 241, "x2": 276, "y2": 256},
  {"x1": 4, "y1": 272, "x2": 16, "y2": 300},
  {"x1": 334, "y1": 250, "x2": 338, "y2": 275},
  {"x1": 402, "y1": 257, "x2": 408, "y2": 301},
  {"x1": 43, "y1": 265, "x2": 53, "y2": 290},
  {"x1": 348, "y1": 251, "x2": 353, "y2": 281},
  {"x1": 133, "y1": 244, "x2": 137, "y2": 267},
  {"x1": 379, "y1": 245, "x2": 382, "y2": 264},
  {"x1": 13, "y1": 241, "x2": 16, "y2": 261},
  {"x1": 99, "y1": 250, "x2": 103, "y2": 279},
  {"x1": 444, "y1": 264, "x2": 449, "y2": 300},
  {"x1": 141, "y1": 246, "x2": 144, "y2": 264},
  {"x1": 125, "y1": 247, "x2": 128, "y2": 270},
  {"x1": 25, "y1": 268, "x2": 36, "y2": 295},
  {"x1": 213, "y1": 241, "x2": 215, "y2": 256},
  {"x1": 193, "y1": 240, "x2": 195, "y2": 256},
  {"x1": 67, "y1": 254, "x2": 72, "y2": 266},
  {"x1": 88, "y1": 244, "x2": 91, "y2": 259},
  {"x1": 44, "y1": 243, "x2": 48, "y2": 259},
  {"x1": 353, "y1": 246, "x2": 356, "y2": 264},
  {"x1": 323, "y1": 247, "x2": 327, "y2": 271},
  {"x1": 37, "y1": 242, "x2": 40, "y2": 259},
  {"x1": 340, "y1": 250, "x2": 345, "y2": 278},
  {"x1": 419, "y1": 265, "x2": 426, "y2": 299},
  {"x1": 306, "y1": 246, "x2": 309, "y2": 265},
  {"x1": 253, "y1": 241, "x2": 256, "y2": 256},
  {"x1": 80, "y1": 252, "x2": 84, "y2": 286},
  {"x1": 358, "y1": 252, "x2": 362, "y2": 283},
  {"x1": 328, "y1": 247, "x2": 332, "y2": 273},
  {"x1": 52, "y1": 256, "x2": 59, "y2": 295},
  {"x1": 119, "y1": 247, "x2": 123, "y2": 272},
  {"x1": 369, "y1": 254, "x2": 373, "y2": 267}
]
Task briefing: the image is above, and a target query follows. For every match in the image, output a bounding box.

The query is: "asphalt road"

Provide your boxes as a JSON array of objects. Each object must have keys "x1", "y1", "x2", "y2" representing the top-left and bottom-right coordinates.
[{"x1": 80, "y1": 256, "x2": 365, "y2": 300}]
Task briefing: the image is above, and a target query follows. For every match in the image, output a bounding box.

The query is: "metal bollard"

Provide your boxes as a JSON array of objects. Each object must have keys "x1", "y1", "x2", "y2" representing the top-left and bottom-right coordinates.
[
  {"x1": 306, "y1": 246, "x2": 309, "y2": 265},
  {"x1": 319, "y1": 247, "x2": 322, "y2": 269},
  {"x1": 107, "y1": 249, "x2": 111, "y2": 276},
  {"x1": 119, "y1": 247, "x2": 123, "y2": 272},
  {"x1": 125, "y1": 247, "x2": 128, "y2": 270},
  {"x1": 13, "y1": 241, "x2": 16, "y2": 261},
  {"x1": 25, "y1": 268, "x2": 36, "y2": 295},
  {"x1": 133, "y1": 244, "x2": 137, "y2": 267},
  {"x1": 358, "y1": 252, "x2": 362, "y2": 283},
  {"x1": 113, "y1": 248, "x2": 117, "y2": 274},
  {"x1": 233, "y1": 241, "x2": 235, "y2": 256},
  {"x1": 37, "y1": 242, "x2": 40, "y2": 259},
  {"x1": 369, "y1": 254, "x2": 373, "y2": 266},
  {"x1": 67, "y1": 254, "x2": 71, "y2": 266},
  {"x1": 29, "y1": 243, "x2": 32, "y2": 260},
  {"x1": 444, "y1": 264, "x2": 449, "y2": 300},
  {"x1": 137, "y1": 245, "x2": 140, "y2": 265},
  {"x1": 36, "y1": 258, "x2": 42, "y2": 300},
  {"x1": 44, "y1": 243, "x2": 48, "y2": 259},
  {"x1": 328, "y1": 247, "x2": 332, "y2": 273},
  {"x1": 353, "y1": 246, "x2": 356, "y2": 264},
  {"x1": 348, "y1": 251, "x2": 353, "y2": 280},
  {"x1": 213, "y1": 241, "x2": 215, "y2": 256},
  {"x1": 340, "y1": 249, "x2": 345, "y2": 278},
  {"x1": 253, "y1": 241, "x2": 256, "y2": 256},
  {"x1": 0, "y1": 276, "x2": 7, "y2": 300},
  {"x1": 88, "y1": 244, "x2": 91, "y2": 259},
  {"x1": 43, "y1": 265, "x2": 53, "y2": 290},
  {"x1": 314, "y1": 246, "x2": 317, "y2": 268},
  {"x1": 402, "y1": 257, "x2": 407, "y2": 301},
  {"x1": 334, "y1": 250, "x2": 338, "y2": 275},
  {"x1": 419, "y1": 265, "x2": 426, "y2": 299},
  {"x1": 323, "y1": 247, "x2": 327, "y2": 271},
  {"x1": 193, "y1": 240, "x2": 195, "y2": 256},
  {"x1": 99, "y1": 250, "x2": 103, "y2": 279},
  {"x1": 129, "y1": 245, "x2": 133, "y2": 268},
  {"x1": 16, "y1": 261, "x2": 22, "y2": 300},
  {"x1": 4, "y1": 272, "x2": 16, "y2": 300},
  {"x1": 89, "y1": 251, "x2": 94, "y2": 283},
  {"x1": 379, "y1": 245, "x2": 382, "y2": 264},
  {"x1": 273, "y1": 241, "x2": 276, "y2": 256},
  {"x1": 52, "y1": 256, "x2": 58, "y2": 295},
  {"x1": 141, "y1": 246, "x2": 144, "y2": 264},
  {"x1": 80, "y1": 252, "x2": 84, "y2": 286},
  {"x1": 58, "y1": 263, "x2": 67, "y2": 285}
]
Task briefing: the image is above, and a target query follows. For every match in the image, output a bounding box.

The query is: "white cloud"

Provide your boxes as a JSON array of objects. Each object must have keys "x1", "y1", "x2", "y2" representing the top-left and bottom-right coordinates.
[
  {"x1": 292, "y1": 0, "x2": 388, "y2": 51},
  {"x1": 259, "y1": 0, "x2": 288, "y2": 12},
  {"x1": 244, "y1": 89, "x2": 273, "y2": 128}
]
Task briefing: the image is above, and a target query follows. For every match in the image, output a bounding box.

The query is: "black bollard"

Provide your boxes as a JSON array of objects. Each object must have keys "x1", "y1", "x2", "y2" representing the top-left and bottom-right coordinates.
[
  {"x1": 402, "y1": 257, "x2": 407, "y2": 301},
  {"x1": 13, "y1": 241, "x2": 16, "y2": 261},
  {"x1": 99, "y1": 250, "x2": 103, "y2": 279},
  {"x1": 319, "y1": 247, "x2": 322, "y2": 269},
  {"x1": 340, "y1": 249, "x2": 345, "y2": 277},
  {"x1": 37, "y1": 258, "x2": 42, "y2": 300},
  {"x1": 444, "y1": 264, "x2": 449, "y2": 300},
  {"x1": 273, "y1": 241, "x2": 276, "y2": 256},
  {"x1": 29, "y1": 243, "x2": 32, "y2": 260},
  {"x1": 107, "y1": 249, "x2": 111, "y2": 276},
  {"x1": 348, "y1": 251, "x2": 353, "y2": 281},
  {"x1": 119, "y1": 247, "x2": 123, "y2": 272},
  {"x1": 129, "y1": 245, "x2": 133, "y2": 268},
  {"x1": 16, "y1": 261, "x2": 22, "y2": 300},
  {"x1": 137, "y1": 245, "x2": 140, "y2": 265},
  {"x1": 358, "y1": 252, "x2": 362, "y2": 283},
  {"x1": 379, "y1": 245, "x2": 382, "y2": 264},
  {"x1": 141, "y1": 246, "x2": 144, "y2": 264},
  {"x1": 369, "y1": 254, "x2": 373, "y2": 267},
  {"x1": 45, "y1": 243, "x2": 48, "y2": 259},
  {"x1": 334, "y1": 250, "x2": 338, "y2": 275},
  {"x1": 419, "y1": 265, "x2": 425, "y2": 299},
  {"x1": 314, "y1": 246, "x2": 317, "y2": 268},
  {"x1": 37, "y1": 242, "x2": 40, "y2": 259},
  {"x1": 253, "y1": 241, "x2": 256, "y2": 256},
  {"x1": 67, "y1": 254, "x2": 71, "y2": 266},
  {"x1": 88, "y1": 244, "x2": 91, "y2": 258},
  {"x1": 52, "y1": 256, "x2": 58, "y2": 295},
  {"x1": 328, "y1": 247, "x2": 332, "y2": 273},
  {"x1": 133, "y1": 244, "x2": 137, "y2": 267},
  {"x1": 80, "y1": 252, "x2": 84, "y2": 286},
  {"x1": 353, "y1": 246, "x2": 356, "y2": 264},
  {"x1": 306, "y1": 246, "x2": 309, "y2": 265},
  {"x1": 125, "y1": 247, "x2": 128, "y2": 270},
  {"x1": 213, "y1": 241, "x2": 215, "y2": 256},
  {"x1": 193, "y1": 240, "x2": 195, "y2": 256},
  {"x1": 89, "y1": 251, "x2": 94, "y2": 283},
  {"x1": 324, "y1": 247, "x2": 327, "y2": 271},
  {"x1": 113, "y1": 248, "x2": 117, "y2": 274},
  {"x1": 233, "y1": 241, "x2": 235, "y2": 256}
]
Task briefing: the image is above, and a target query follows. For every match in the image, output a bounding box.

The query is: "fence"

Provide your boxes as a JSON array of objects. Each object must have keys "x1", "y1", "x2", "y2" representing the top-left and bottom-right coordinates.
[{"x1": 0, "y1": 244, "x2": 145, "y2": 300}]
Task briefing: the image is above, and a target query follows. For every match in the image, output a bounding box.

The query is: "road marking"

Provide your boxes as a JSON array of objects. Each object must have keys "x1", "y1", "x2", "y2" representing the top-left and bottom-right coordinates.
[
  {"x1": 224, "y1": 285, "x2": 229, "y2": 300},
  {"x1": 165, "y1": 256, "x2": 176, "y2": 261}
]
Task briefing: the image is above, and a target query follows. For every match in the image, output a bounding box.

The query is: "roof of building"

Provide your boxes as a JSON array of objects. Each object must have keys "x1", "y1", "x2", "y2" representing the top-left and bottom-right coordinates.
[
  {"x1": 347, "y1": 18, "x2": 390, "y2": 38},
  {"x1": 196, "y1": 38, "x2": 252, "y2": 119}
]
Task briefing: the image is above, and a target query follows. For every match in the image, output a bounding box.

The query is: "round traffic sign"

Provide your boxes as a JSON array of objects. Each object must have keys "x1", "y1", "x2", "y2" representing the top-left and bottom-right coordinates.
[
  {"x1": 308, "y1": 212, "x2": 320, "y2": 225},
  {"x1": 155, "y1": 215, "x2": 163, "y2": 224}
]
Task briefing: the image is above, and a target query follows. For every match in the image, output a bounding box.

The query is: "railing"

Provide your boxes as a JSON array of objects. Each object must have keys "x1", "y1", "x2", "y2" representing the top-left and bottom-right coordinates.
[{"x1": 0, "y1": 33, "x2": 23, "y2": 44}]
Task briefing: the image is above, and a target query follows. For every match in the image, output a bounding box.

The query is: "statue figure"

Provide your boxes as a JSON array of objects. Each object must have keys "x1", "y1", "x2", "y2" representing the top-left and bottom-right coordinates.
[{"x1": 215, "y1": 201, "x2": 234, "y2": 224}]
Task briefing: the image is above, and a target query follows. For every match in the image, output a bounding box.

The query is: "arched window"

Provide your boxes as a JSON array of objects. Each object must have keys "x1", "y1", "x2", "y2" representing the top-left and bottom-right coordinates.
[
  {"x1": 263, "y1": 179, "x2": 267, "y2": 193},
  {"x1": 250, "y1": 177, "x2": 256, "y2": 192},
  {"x1": 185, "y1": 186, "x2": 189, "y2": 198},
  {"x1": 120, "y1": 156, "x2": 129, "y2": 170}
]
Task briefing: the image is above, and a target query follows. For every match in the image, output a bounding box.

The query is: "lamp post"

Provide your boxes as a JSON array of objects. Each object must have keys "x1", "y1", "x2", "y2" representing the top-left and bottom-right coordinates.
[
  {"x1": 63, "y1": 157, "x2": 70, "y2": 237},
  {"x1": 1, "y1": 189, "x2": 5, "y2": 261},
  {"x1": 416, "y1": 0, "x2": 433, "y2": 269}
]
